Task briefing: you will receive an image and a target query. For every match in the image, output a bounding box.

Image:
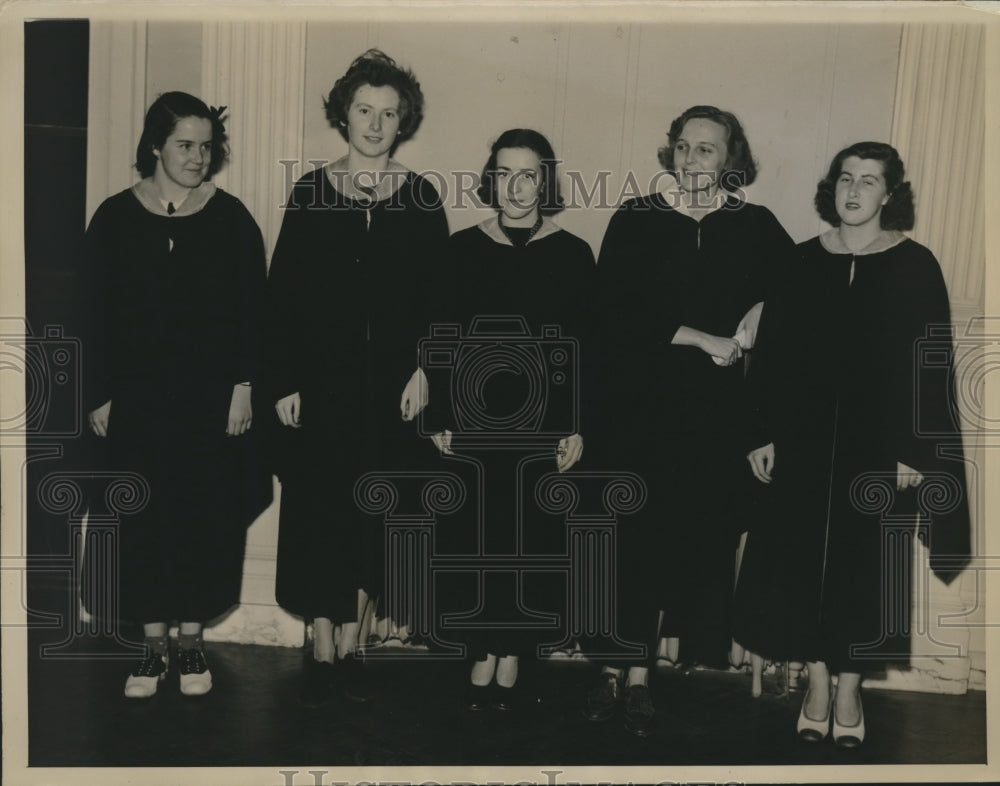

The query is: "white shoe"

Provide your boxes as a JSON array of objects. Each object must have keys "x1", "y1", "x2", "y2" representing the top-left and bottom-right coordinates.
[
  {"x1": 178, "y1": 648, "x2": 213, "y2": 696},
  {"x1": 832, "y1": 691, "x2": 865, "y2": 748},
  {"x1": 796, "y1": 685, "x2": 832, "y2": 742},
  {"x1": 124, "y1": 652, "x2": 168, "y2": 699}
]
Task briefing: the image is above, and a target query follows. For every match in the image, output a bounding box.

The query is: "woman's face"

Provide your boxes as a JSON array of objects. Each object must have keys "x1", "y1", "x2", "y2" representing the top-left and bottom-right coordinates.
[
  {"x1": 834, "y1": 156, "x2": 890, "y2": 228},
  {"x1": 345, "y1": 83, "x2": 401, "y2": 159},
  {"x1": 672, "y1": 118, "x2": 729, "y2": 196},
  {"x1": 153, "y1": 116, "x2": 213, "y2": 189},
  {"x1": 495, "y1": 146, "x2": 542, "y2": 221}
]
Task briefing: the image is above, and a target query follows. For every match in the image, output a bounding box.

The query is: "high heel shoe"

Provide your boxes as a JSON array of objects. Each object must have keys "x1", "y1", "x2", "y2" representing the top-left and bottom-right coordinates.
[
  {"x1": 832, "y1": 691, "x2": 865, "y2": 748},
  {"x1": 796, "y1": 685, "x2": 832, "y2": 742}
]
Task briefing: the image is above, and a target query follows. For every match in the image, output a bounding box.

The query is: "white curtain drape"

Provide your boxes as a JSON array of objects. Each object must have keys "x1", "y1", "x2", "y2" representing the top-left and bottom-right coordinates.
[
  {"x1": 891, "y1": 23, "x2": 985, "y2": 315},
  {"x1": 201, "y1": 21, "x2": 306, "y2": 260},
  {"x1": 86, "y1": 21, "x2": 147, "y2": 225}
]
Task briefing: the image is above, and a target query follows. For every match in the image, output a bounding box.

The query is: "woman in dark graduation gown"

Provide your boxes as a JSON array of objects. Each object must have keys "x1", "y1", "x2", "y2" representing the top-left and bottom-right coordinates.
[
  {"x1": 427, "y1": 128, "x2": 593, "y2": 709},
  {"x1": 742, "y1": 141, "x2": 971, "y2": 747},
  {"x1": 265, "y1": 50, "x2": 449, "y2": 707},
  {"x1": 83, "y1": 92, "x2": 270, "y2": 699},
  {"x1": 583, "y1": 106, "x2": 795, "y2": 737}
]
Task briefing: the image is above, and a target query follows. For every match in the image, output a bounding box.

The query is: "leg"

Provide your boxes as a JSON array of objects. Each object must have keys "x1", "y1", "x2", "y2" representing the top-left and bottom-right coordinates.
[
  {"x1": 123, "y1": 621, "x2": 170, "y2": 699},
  {"x1": 177, "y1": 620, "x2": 212, "y2": 696},
  {"x1": 796, "y1": 660, "x2": 832, "y2": 742},
  {"x1": 803, "y1": 660, "x2": 831, "y2": 718},
  {"x1": 312, "y1": 617, "x2": 335, "y2": 663},
  {"x1": 300, "y1": 617, "x2": 336, "y2": 707},
  {"x1": 831, "y1": 671, "x2": 865, "y2": 747},
  {"x1": 623, "y1": 665, "x2": 654, "y2": 738},
  {"x1": 750, "y1": 652, "x2": 764, "y2": 697},
  {"x1": 495, "y1": 654, "x2": 518, "y2": 688},
  {"x1": 470, "y1": 653, "x2": 498, "y2": 686},
  {"x1": 337, "y1": 589, "x2": 372, "y2": 703},
  {"x1": 491, "y1": 655, "x2": 520, "y2": 711}
]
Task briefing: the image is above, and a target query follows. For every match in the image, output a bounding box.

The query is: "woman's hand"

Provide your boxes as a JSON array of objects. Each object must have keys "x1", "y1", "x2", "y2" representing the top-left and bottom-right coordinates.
[
  {"x1": 88, "y1": 400, "x2": 112, "y2": 437},
  {"x1": 400, "y1": 367, "x2": 429, "y2": 421},
  {"x1": 701, "y1": 334, "x2": 743, "y2": 366},
  {"x1": 747, "y1": 443, "x2": 775, "y2": 484},
  {"x1": 431, "y1": 429, "x2": 453, "y2": 455},
  {"x1": 735, "y1": 301, "x2": 764, "y2": 350},
  {"x1": 897, "y1": 461, "x2": 924, "y2": 491},
  {"x1": 556, "y1": 434, "x2": 583, "y2": 472},
  {"x1": 275, "y1": 392, "x2": 301, "y2": 428},
  {"x1": 227, "y1": 384, "x2": 253, "y2": 436}
]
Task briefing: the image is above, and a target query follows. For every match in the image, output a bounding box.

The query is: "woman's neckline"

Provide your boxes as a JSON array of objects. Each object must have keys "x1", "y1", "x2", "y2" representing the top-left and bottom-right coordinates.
[
  {"x1": 819, "y1": 228, "x2": 907, "y2": 256},
  {"x1": 323, "y1": 157, "x2": 411, "y2": 204}
]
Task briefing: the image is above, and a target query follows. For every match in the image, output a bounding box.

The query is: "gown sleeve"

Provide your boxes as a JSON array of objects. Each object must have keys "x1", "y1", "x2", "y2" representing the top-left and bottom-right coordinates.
[
  {"x1": 596, "y1": 200, "x2": 683, "y2": 353},
  {"x1": 743, "y1": 212, "x2": 799, "y2": 452},
  {"x1": 231, "y1": 199, "x2": 268, "y2": 387},
  {"x1": 889, "y1": 244, "x2": 971, "y2": 584},
  {"x1": 263, "y1": 178, "x2": 314, "y2": 405},
  {"x1": 81, "y1": 198, "x2": 115, "y2": 415}
]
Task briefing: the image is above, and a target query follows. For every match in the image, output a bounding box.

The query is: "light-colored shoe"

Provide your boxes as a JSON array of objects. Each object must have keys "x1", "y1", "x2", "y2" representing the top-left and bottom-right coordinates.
[
  {"x1": 796, "y1": 685, "x2": 832, "y2": 742},
  {"x1": 178, "y1": 647, "x2": 213, "y2": 696},
  {"x1": 832, "y1": 691, "x2": 865, "y2": 748},
  {"x1": 124, "y1": 652, "x2": 168, "y2": 699}
]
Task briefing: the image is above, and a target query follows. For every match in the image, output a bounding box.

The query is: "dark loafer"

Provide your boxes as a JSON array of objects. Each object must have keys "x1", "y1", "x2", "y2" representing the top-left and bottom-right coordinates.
[
  {"x1": 339, "y1": 652, "x2": 372, "y2": 703},
  {"x1": 299, "y1": 656, "x2": 335, "y2": 708},
  {"x1": 492, "y1": 683, "x2": 517, "y2": 711},
  {"x1": 623, "y1": 684, "x2": 655, "y2": 738},
  {"x1": 467, "y1": 683, "x2": 491, "y2": 711},
  {"x1": 583, "y1": 671, "x2": 623, "y2": 722}
]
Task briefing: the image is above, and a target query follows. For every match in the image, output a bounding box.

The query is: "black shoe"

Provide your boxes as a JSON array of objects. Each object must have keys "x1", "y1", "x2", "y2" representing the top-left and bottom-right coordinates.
[
  {"x1": 299, "y1": 656, "x2": 335, "y2": 708},
  {"x1": 492, "y1": 683, "x2": 517, "y2": 711},
  {"x1": 623, "y1": 684, "x2": 655, "y2": 738},
  {"x1": 466, "y1": 683, "x2": 490, "y2": 711},
  {"x1": 583, "y1": 670, "x2": 623, "y2": 722},
  {"x1": 340, "y1": 652, "x2": 372, "y2": 703}
]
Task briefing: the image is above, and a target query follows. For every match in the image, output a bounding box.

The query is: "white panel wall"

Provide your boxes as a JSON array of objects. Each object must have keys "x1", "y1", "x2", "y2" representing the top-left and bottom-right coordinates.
[{"x1": 303, "y1": 22, "x2": 900, "y2": 250}]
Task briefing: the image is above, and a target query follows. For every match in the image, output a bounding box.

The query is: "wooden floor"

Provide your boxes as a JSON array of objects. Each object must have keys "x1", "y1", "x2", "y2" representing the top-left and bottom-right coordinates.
[{"x1": 27, "y1": 633, "x2": 986, "y2": 769}]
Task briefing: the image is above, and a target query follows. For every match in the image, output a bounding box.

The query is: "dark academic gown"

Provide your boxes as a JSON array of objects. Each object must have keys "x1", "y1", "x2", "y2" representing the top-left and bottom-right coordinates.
[
  {"x1": 427, "y1": 216, "x2": 596, "y2": 660},
  {"x1": 734, "y1": 233, "x2": 971, "y2": 672},
  {"x1": 593, "y1": 191, "x2": 795, "y2": 666},
  {"x1": 265, "y1": 167, "x2": 449, "y2": 623},
  {"x1": 81, "y1": 179, "x2": 272, "y2": 623}
]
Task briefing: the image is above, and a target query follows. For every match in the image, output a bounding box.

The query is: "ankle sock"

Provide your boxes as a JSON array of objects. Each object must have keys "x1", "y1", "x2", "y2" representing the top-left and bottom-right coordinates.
[
  {"x1": 145, "y1": 635, "x2": 169, "y2": 657},
  {"x1": 178, "y1": 632, "x2": 203, "y2": 652}
]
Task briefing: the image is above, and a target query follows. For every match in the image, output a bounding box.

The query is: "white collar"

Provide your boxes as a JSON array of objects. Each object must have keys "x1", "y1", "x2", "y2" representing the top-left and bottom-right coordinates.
[
  {"x1": 478, "y1": 214, "x2": 563, "y2": 246},
  {"x1": 132, "y1": 178, "x2": 217, "y2": 217},
  {"x1": 657, "y1": 171, "x2": 737, "y2": 218},
  {"x1": 820, "y1": 228, "x2": 907, "y2": 255}
]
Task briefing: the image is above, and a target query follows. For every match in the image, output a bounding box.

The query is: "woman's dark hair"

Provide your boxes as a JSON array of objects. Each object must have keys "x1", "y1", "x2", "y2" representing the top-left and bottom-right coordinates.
[
  {"x1": 657, "y1": 105, "x2": 758, "y2": 189},
  {"x1": 324, "y1": 49, "x2": 424, "y2": 147},
  {"x1": 135, "y1": 91, "x2": 229, "y2": 179},
  {"x1": 476, "y1": 128, "x2": 565, "y2": 215},
  {"x1": 814, "y1": 141, "x2": 915, "y2": 230}
]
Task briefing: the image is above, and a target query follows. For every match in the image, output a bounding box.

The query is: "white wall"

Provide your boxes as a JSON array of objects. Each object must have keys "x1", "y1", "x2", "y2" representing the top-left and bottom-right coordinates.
[{"x1": 304, "y1": 22, "x2": 901, "y2": 251}]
